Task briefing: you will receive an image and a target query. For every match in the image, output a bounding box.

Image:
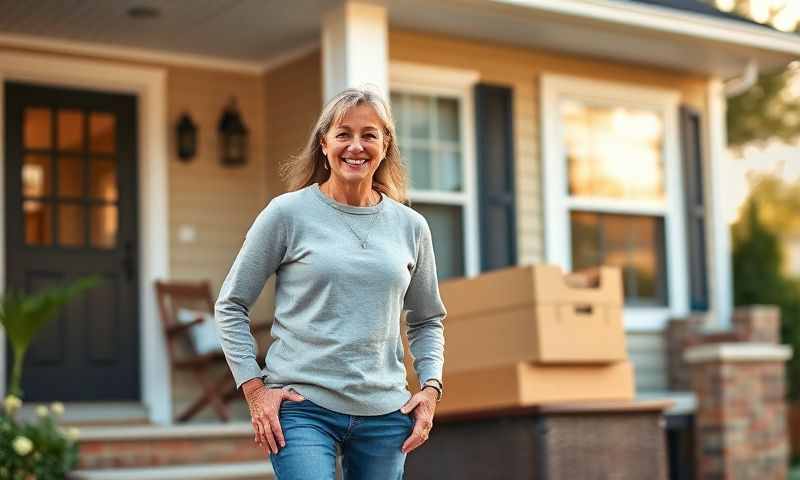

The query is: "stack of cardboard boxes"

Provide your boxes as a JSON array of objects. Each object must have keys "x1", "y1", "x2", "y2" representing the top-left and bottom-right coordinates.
[{"x1": 404, "y1": 265, "x2": 635, "y2": 415}]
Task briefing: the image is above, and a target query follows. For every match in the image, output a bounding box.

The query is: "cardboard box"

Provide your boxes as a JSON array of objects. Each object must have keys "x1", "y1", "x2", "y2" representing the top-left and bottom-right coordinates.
[
  {"x1": 433, "y1": 360, "x2": 635, "y2": 416},
  {"x1": 439, "y1": 264, "x2": 627, "y2": 368}
]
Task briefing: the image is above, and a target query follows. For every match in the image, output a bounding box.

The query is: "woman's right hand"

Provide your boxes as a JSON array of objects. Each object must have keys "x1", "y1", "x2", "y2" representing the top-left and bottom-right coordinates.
[{"x1": 241, "y1": 379, "x2": 305, "y2": 454}]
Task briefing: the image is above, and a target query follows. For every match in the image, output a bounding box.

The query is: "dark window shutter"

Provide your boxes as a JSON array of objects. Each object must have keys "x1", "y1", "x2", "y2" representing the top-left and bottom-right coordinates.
[
  {"x1": 680, "y1": 105, "x2": 709, "y2": 311},
  {"x1": 475, "y1": 84, "x2": 517, "y2": 272}
]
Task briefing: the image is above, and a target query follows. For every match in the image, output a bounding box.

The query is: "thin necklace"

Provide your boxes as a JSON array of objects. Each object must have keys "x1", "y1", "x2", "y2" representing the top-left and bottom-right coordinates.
[{"x1": 322, "y1": 183, "x2": 382, "y2": 249}]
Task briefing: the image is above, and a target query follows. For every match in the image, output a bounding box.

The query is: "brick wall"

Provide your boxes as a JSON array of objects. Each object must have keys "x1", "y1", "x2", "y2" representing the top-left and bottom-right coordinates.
[{"x1": 682, "y1": 307, "x2": 792, "y2": 479}]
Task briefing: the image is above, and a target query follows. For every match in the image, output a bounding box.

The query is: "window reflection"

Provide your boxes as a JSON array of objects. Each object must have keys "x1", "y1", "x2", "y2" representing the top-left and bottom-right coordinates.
[
  {"x1": 571, "y1": 211, "x2": 667, "y2": 305},
  {"x1": 24, "y1": 108, "x2": 51, "y2": 149},
  {"x1": 24, "y1": 201, "x2": 53, "y2": 246},
  {"x1": 58, "y1": 110, "x2": 84, "y2": 152},
  {"x1": 91, "y1": 205, "x2": 117, "y2": 248},
  {"x1": 561, "y1": 100, "x2": 665, "y2": 201},
  {"x1": 23, "y1": 155, "x2": 51, "y2": 197}
]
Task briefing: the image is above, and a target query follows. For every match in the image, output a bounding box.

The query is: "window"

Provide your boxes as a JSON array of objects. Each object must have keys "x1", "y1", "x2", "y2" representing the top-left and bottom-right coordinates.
[
  {"x1": 389, "y1": 63, "x2": 480, "y2": 281},
  {"x1": 392, "y1": 92, "x2": 467, "y2": 279},
  {"x1": 562, "y1": 100, "x2": 668, "y2": 306},
  {"x1": 542, "y1": 74, "x2": 688, "y2": 324}
]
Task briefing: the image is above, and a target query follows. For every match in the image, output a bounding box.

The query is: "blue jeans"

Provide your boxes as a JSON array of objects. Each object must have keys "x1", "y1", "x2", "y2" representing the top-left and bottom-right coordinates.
[{"x1": 270, "y1": 399, "x2": 414, "y2": 480}]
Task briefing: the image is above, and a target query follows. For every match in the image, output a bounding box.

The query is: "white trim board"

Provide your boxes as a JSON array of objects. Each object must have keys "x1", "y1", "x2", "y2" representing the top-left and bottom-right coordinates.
[
  {"x1": 705, "y1": 78, "x2": 733, "y2": 328},
  {"x1": 540, "y1": 73, "x2": 689, "y2": 332},
  {"x1": 0, "y1": 50, "x2": 172, "y2": 424}
]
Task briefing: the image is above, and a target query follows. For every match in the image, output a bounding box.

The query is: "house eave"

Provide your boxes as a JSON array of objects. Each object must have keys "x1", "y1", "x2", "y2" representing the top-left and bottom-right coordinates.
[{"x1": 480, "y1": 0, "x2": 800, "y2": 76}]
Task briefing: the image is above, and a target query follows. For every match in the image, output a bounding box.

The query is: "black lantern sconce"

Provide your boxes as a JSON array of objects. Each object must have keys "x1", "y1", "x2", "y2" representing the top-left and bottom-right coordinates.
[
  {"x1": 176, "y1": 113, "x2": 198, "y2": 162},
  {"x1": 218, "y1": 97, "x2": 248, "y2": 167}
]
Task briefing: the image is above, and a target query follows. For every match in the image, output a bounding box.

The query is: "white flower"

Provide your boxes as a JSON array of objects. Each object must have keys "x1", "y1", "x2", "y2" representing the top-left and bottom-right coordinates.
[
  {"x1": 50, "y1": 402, "x2": 65, "y2": 416},
  {"x1": 3, "y1": 395, "x2": 21, "y2": 414},
  {"x1": 12, "y1": 436, "x2": 33, "y2": 456},
  {"x1": 66, "y1": 427, "x2": 80, "y2": 441},
  {"x1": 35, "y1": 405, "x2": 49, "y2": 418}
]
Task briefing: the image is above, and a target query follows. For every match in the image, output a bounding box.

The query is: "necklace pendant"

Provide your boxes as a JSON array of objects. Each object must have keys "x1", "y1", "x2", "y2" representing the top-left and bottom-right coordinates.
[{"x1": 361, "y1": 241, "x2": 367, "y2": 249}]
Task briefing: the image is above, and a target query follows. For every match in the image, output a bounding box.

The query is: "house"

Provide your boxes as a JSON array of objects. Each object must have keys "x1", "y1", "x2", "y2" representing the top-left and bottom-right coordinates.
[{"x1": 1, "y1": 0, "x2": 798, "y2": 438}]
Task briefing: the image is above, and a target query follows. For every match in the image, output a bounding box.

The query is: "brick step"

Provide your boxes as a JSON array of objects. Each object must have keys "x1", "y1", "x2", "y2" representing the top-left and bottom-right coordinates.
[
  {"x1": 69, "y1": 461, "x2": 274, "y2": 480},
  {"x1": 76, "y1": 422, "x2": 268, "y2": 470},
  {"x1": 19, "y1": 402, "x2": 150, "y2": 427}
]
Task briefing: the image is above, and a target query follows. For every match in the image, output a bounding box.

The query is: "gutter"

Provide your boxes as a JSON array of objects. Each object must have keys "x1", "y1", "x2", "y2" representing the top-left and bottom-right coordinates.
[{"x1": 724, "y1": 59, "x2": 759, "y2": 97}]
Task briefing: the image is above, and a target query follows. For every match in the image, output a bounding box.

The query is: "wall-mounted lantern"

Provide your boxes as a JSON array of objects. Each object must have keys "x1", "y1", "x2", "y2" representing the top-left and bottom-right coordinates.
[
  {"x1": 218, "y1": 98, "x2": 248, "y2": 167},
  {"x1": 176, "y1": 113, "x2": 197, "y2": 162}
]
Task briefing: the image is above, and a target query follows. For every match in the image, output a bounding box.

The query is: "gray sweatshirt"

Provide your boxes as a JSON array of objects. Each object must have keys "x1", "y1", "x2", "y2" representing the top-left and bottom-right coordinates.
[{"x1": 214, "y1": 182, "x2": 446, "y2": 416}]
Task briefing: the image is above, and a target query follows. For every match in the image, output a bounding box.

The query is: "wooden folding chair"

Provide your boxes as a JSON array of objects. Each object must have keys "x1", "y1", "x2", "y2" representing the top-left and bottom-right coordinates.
[{"x1": 154, "y1": 280, "x2": 268, "y2": 422}]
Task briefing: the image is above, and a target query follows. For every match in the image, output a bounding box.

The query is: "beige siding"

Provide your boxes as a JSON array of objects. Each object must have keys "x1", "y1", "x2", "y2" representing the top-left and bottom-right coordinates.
[
  {"x1": 263, "y1": 51, "x2": 322, "y2": 198},
  {"x1": 626, "y1": 331, "x2": 668, "y2": 392},
  {"x1": 165, "y1": 67, "x2": 269, "y2": 421}
]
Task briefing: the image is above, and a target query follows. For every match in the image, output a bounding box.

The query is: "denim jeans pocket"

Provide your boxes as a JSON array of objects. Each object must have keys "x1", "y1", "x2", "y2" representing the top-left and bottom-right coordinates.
[{"x1": 280, "y1": 398, "x2": 309, "y2": 408}]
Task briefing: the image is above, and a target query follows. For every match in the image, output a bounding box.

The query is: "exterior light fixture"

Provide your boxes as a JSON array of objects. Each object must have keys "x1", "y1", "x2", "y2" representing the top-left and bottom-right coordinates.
[
  {"x1": 176, "y1": 113, "x2": 197, "y2": 162},
  {"x1": 218, "y1": 98, "x2": 248, "y2": 167}
]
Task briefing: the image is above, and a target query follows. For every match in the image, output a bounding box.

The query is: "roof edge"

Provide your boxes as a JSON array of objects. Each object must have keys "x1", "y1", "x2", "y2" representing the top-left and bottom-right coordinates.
[{"x1": 490, "y1": 0, "x2": 800, "y2": 56}]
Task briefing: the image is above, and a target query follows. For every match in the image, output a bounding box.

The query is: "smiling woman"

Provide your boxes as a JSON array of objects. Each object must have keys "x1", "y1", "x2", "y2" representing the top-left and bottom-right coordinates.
[{"x1": 215, "y1": 86, "x2": 447, "y2": 480}]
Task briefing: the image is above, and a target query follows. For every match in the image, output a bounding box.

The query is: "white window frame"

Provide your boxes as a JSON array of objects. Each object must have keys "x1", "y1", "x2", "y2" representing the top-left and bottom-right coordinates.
[
  {"x1": 541, "y1": 73, "x2": 689, "y2": 331},
  {"x1": 389, "y1": 62, "x2": 481, "y2": 278}
]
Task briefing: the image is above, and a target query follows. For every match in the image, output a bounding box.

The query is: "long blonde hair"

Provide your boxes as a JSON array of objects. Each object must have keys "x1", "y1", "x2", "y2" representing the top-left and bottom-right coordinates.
[{"x1": 279, "y1": 86, "x2": 408, "y2": 203}]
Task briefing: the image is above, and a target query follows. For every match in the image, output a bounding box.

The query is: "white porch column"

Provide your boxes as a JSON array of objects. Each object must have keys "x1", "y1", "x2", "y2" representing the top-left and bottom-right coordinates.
[
  {"x1": 706, "y1": 78, "x2": 734, "y2": 328},
  {"x1": 321, "y1": 1, "x2": 388, "y2": 103}
]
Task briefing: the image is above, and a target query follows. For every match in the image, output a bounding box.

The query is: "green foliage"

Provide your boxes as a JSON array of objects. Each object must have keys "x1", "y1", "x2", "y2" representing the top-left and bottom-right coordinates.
[
  {"x1": 732, "y1": 195, "x2": 800, "y2": 399},
  {"x1": 0, "y1": 401, "x2": 79, "y2": 480},
  {"x1": 0, "y1": 276, "x2": 100, "y2": 397},
  {"x1": 727, "y1": 67, "x2": 800, "y2": 150}
]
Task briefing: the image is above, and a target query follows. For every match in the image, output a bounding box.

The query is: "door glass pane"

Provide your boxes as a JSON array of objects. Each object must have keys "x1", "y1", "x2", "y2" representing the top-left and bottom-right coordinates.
[
  {"x1": 570, "y1": 211, "x2": 667, "y2": 305},
  {"x1": 23, "y1": 155, "x2": 51, "y2": 197},
  {"x1": 24, "y1": 108, "x2": 51, "y2": 149},
  {"x1": 90, "y1": 112, "x2": 116, "y2": 154},
  {"x1": 91, "y1": 205, "x2": 117, "y2": 248},
  {"x1": 58, "y1": 204, "x2": 85, "y2": 247},
  {"x1": 58, "y1": 156, "x2": 84, "y2": 197},
  {"x1": 409, "y1": 148, "x2": 432, "y2": 190},
  {"x1": 435, "y1": 148, "x2": 462, "y2": 192},
  {"x1": 561, "y1": 99, "x2": 665, "y2": 201},
  {"x1": 436, "y1": 98, "x2": 460, "y2": 142},
  {"x1": 90, "y1": 158, "x2": 118, "y2": 201},
  {"x1": 412, "y1": 203, "x2": 464, "y2": 280},
  {"x1": 409, "y1": 95, "x2": 431, "y2": 140},
  {"x1": 23, "y1": 200, "x2": 53, "y2": 246},
  {"x1": 58, "y1": 110, "x2": 84, "y2": 152}
]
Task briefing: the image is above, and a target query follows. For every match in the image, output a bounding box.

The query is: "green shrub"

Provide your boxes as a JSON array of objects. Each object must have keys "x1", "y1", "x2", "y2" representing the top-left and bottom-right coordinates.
[
  {"x1": 0, "y1": 398, "x2": 79, "y2": 480},
  {"x1": 733, "y1": 199, "x2": 800, "y2": 399}
]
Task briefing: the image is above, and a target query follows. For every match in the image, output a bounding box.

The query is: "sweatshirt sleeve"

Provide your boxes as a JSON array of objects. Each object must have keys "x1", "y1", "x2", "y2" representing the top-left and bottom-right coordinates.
[
  {"x1": 215, "y1": 200, "x2": 287, "y2": 389},
  {"x1": 403, "y1": 219, "x2": 447, "y2": 388}
]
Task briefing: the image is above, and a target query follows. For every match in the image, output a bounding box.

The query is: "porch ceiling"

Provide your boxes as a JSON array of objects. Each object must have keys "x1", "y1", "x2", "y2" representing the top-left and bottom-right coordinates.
[{"x1": 0, "y1": 0, "x2": 796, "y2": 77}]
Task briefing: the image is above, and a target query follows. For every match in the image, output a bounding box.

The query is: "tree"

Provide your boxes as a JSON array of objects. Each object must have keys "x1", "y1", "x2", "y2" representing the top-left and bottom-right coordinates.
[
  {"x1": 703, "y1": 1, "x2": 800, "y2": 149},
  {"x1": 727, "y1": 66, "x2": 800, "y2": 150},
  {"x1": 732, "y1": 193, "x2": 800, "y2": 399}
]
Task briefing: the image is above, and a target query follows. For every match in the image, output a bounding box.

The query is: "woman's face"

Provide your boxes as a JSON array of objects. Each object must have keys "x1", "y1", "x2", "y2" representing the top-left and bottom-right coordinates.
[{"x1": 321, "y1": 104, "x2": 387, "y2": 187}]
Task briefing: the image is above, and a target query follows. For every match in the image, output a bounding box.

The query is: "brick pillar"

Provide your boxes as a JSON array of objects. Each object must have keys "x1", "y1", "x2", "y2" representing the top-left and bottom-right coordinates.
[
  {"x1": 733, "y1": 306, "x2": 781, "y2": 344},
  {"x1": 686, "y1": 343, "x2": 792, "y2": 479},
  {"x1": 665, "y1": 314, "x2": 707, "y2": 391}
]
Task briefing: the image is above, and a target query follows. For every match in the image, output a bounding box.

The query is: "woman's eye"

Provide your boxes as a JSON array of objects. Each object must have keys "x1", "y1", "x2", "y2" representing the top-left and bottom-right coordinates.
[
  {"x1": 336, "y1": 133, "x2": 348, "y2": 139},
  {"x1": 365, "y1": 133, "x2": 377, "y2": 140}
]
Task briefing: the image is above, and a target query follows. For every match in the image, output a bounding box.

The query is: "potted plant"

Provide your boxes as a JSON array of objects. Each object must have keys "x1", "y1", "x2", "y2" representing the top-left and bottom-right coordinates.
[{"x1": 0, "y1": 276, "x2": 99, "y2": 479}]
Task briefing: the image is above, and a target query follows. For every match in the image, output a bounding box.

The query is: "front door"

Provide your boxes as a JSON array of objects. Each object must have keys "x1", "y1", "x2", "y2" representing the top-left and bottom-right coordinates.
[{"x1": 4, "y1": 82, "x2": 140, "y2": 401}]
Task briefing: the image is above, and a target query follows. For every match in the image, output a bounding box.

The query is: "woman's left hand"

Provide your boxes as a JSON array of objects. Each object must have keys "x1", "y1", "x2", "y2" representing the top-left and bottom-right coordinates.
[{"x1": 399, "y1": 387, "x2": 438, "y2": 454}]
